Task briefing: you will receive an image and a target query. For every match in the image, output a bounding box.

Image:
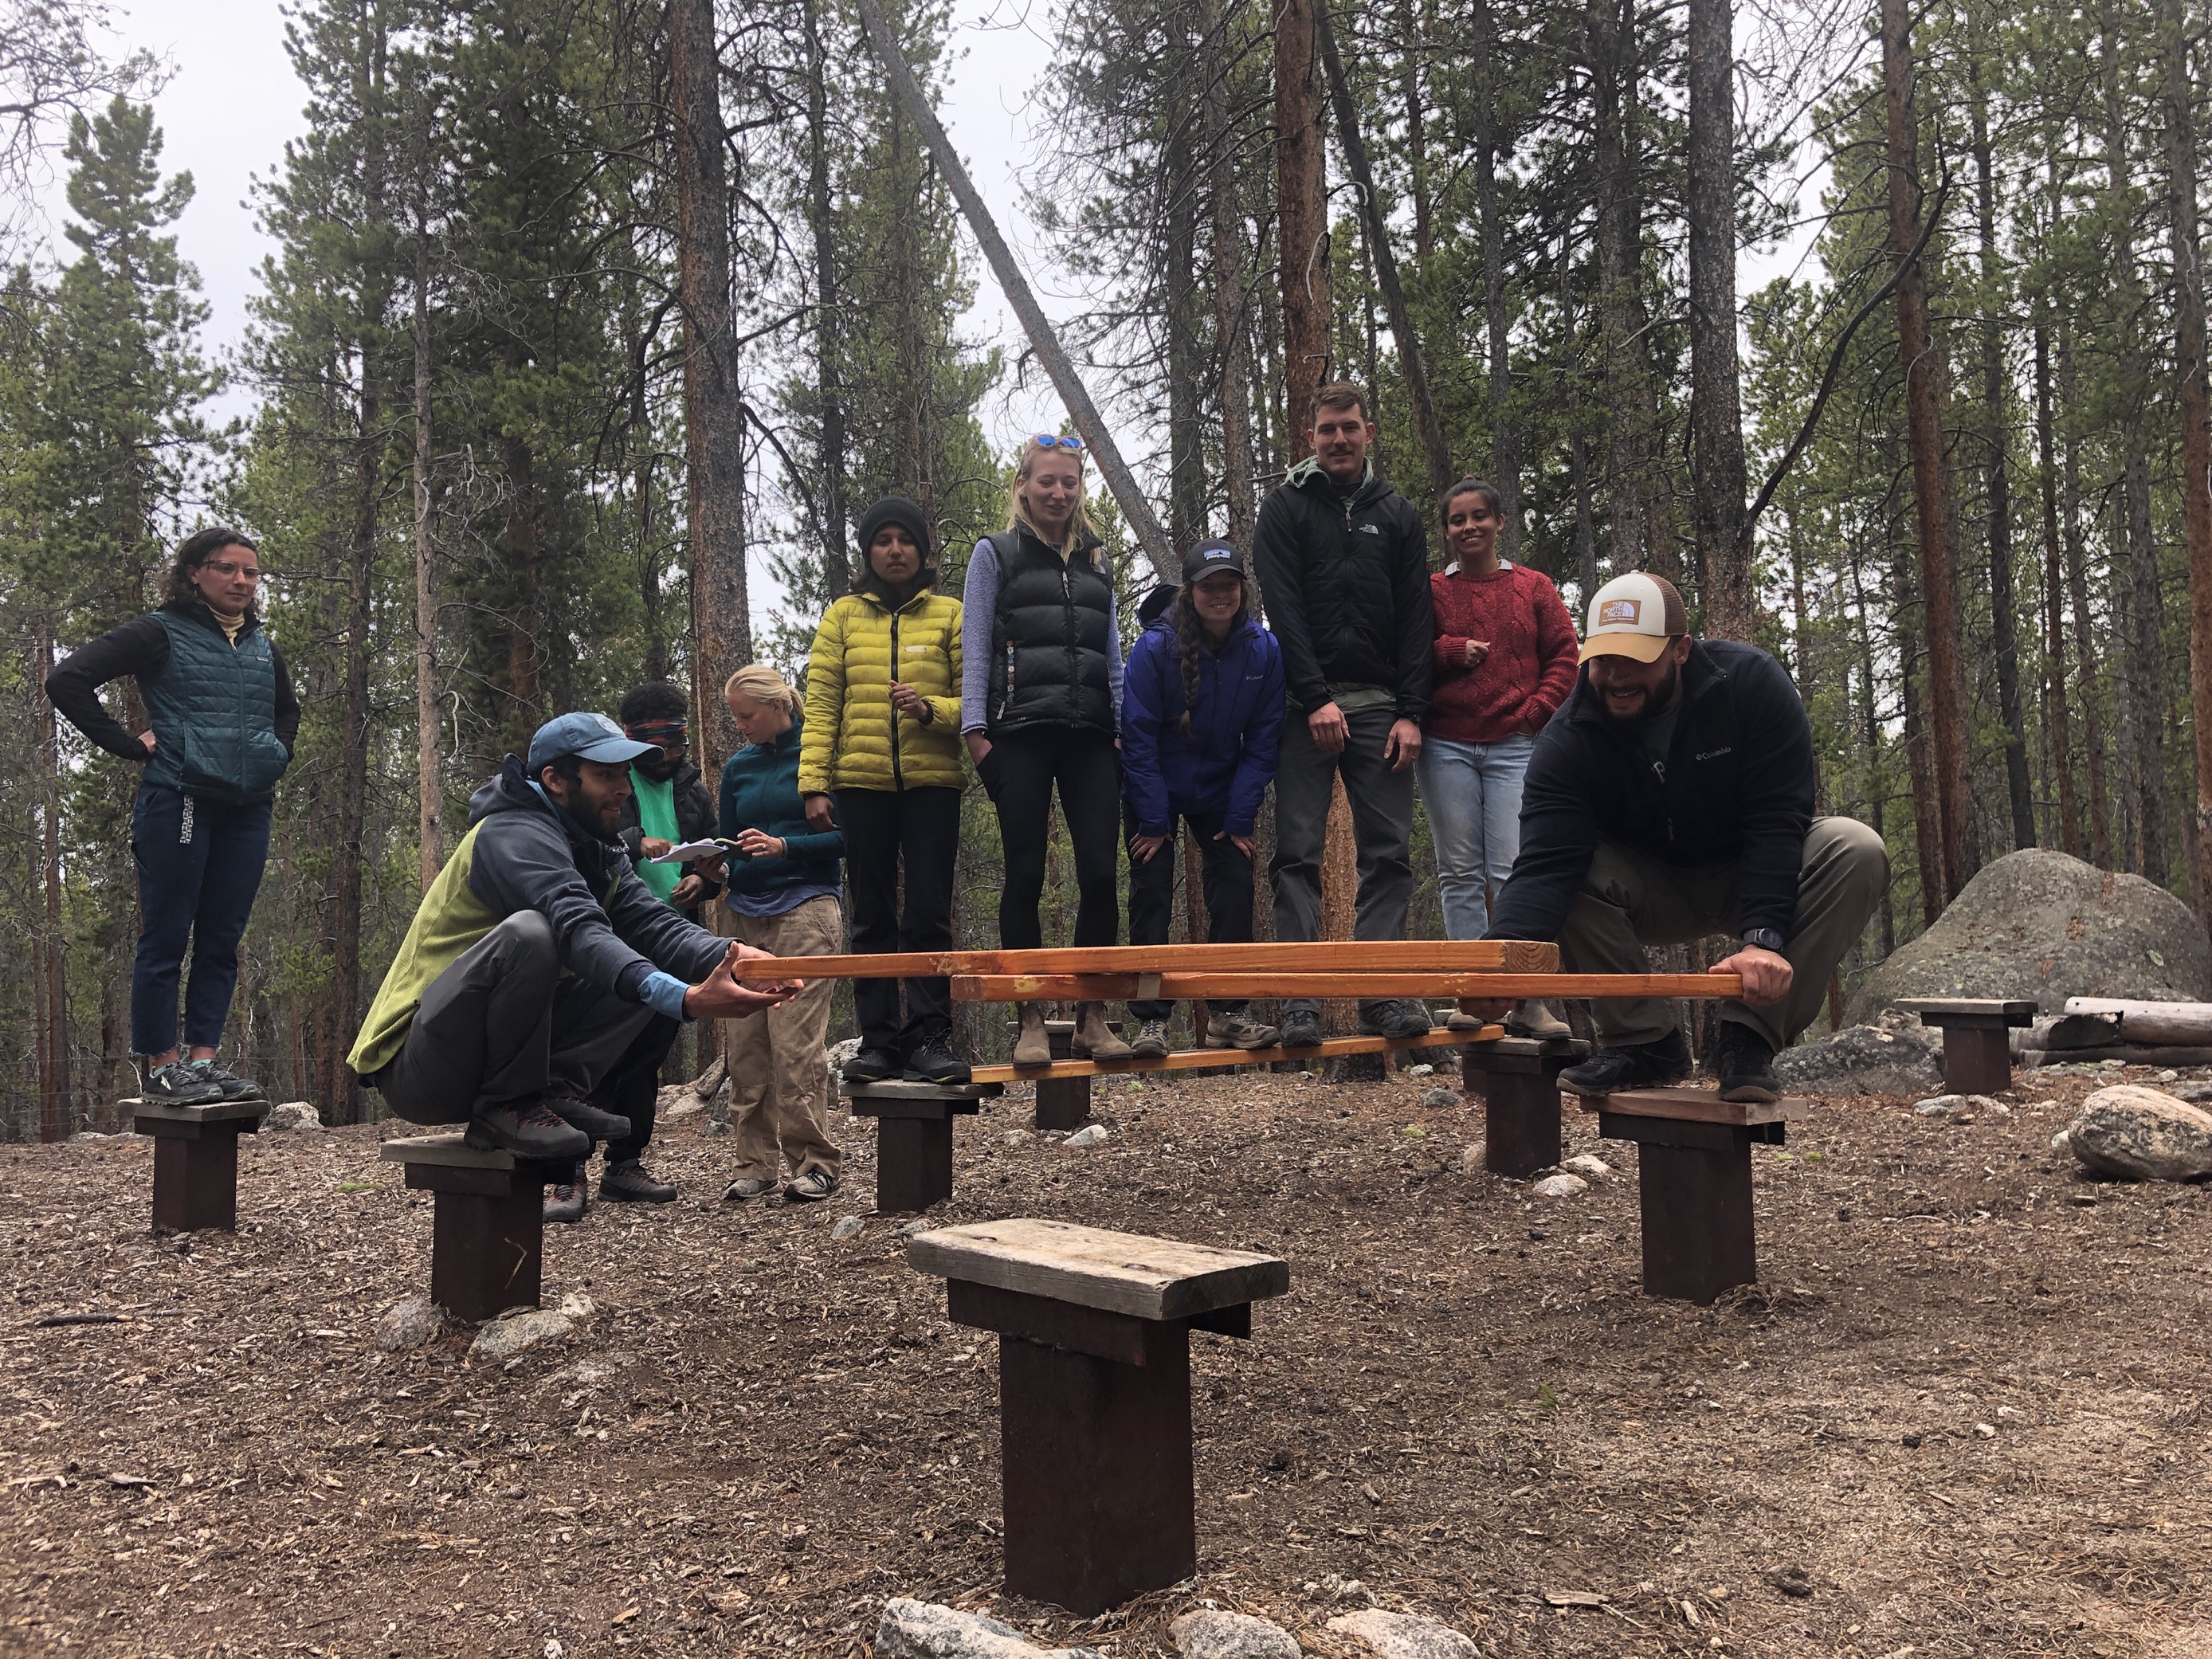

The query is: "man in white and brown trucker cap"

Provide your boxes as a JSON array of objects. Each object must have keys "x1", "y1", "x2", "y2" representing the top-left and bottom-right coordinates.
[{"x1": 1472, "y1": 571, "x2": 1888, "y2": 1101}]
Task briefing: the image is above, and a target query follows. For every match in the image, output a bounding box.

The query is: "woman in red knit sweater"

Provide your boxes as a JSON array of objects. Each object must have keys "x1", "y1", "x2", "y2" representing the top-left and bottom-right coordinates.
[{"x1": 1419, "y1": 480, "x2": 1579, "y2": 1018}]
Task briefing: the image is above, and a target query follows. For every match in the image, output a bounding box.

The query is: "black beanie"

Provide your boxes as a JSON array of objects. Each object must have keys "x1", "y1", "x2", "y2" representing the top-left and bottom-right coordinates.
[{"x1": 856, "y1": 497, "x2": 934, "y2": 568}]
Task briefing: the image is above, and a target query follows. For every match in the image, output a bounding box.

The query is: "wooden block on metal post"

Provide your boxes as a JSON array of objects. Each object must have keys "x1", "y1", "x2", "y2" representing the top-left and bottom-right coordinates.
[
  {"x1": 1577, "y1": 1088, "x2": 1803, "y2": 1306},
  {"x1": 130, "y1": 1099, "x2": 270, "y2": 1233},
  {"x1": 1894, "y1": 999, "x2": 2034, "y2": 1095},
  {"x1": 380, "y1": 1135, "x2": 554, "y2": 1322},
  {"x1": 908, "y1": 1218, "x2": 1288, "y2": 1616},
  {"x1": 844, "y1": 1080, "x2": 999, "y2": 1215},
  {"x1": 1458, "y1": 1038, "x2": 1585, "y2": 1179}
]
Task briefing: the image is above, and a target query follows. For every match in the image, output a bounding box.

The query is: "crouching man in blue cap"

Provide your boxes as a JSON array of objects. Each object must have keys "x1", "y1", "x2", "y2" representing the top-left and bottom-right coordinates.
[{"x1": 346, "y1": 712, "x2": 800, "y2": 1178}]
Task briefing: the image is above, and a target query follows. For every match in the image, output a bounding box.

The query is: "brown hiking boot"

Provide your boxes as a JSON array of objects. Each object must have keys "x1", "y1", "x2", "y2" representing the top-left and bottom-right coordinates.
[{"x1": 1072, "y1": 1001, "x2": 1133, "y2": 1060}]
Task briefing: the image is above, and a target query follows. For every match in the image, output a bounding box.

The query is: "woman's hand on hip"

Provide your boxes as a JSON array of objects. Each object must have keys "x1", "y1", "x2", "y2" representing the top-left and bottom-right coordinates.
[
  {"x1": 139, "y1": 730, "x2": 157, "y2": 757},
  {"x1": 965, "y1": 732, "x2": 992, "y2": 765}
]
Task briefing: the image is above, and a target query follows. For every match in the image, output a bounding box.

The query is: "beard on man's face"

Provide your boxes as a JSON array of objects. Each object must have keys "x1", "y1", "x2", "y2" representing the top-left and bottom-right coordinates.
[{"x1": 1598, "y1": 657, "x2": 1682, "y2": 721}]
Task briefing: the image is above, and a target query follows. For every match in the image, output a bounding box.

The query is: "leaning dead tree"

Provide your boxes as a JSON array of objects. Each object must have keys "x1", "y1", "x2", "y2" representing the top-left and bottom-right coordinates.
[{"x1": 851, "y1": 0, "x2": 1177, "y2": 582}]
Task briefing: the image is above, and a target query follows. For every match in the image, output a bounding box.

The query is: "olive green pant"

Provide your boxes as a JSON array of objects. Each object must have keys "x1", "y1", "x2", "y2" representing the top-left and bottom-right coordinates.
[
  {"x1": 1555, "y1": 817, "x2": 1888, "y2": 1049},
  {"x1": 725, "y1": 895, "x2": 843, "y2": 1182}
]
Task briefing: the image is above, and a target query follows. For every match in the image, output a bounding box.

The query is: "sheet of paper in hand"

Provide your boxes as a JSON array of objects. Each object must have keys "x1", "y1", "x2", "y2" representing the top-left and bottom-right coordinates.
[{"x1": 649, "y1": 840, "x2": 726, "y2": 864}]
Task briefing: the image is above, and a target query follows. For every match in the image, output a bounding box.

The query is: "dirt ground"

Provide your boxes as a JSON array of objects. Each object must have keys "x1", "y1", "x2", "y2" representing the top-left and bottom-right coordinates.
[{"x1": 3, "y1": 1054, "x2": 2210, "y2": 1659}]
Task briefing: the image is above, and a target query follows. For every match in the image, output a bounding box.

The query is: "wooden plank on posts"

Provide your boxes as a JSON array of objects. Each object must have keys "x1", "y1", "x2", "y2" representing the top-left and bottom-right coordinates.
[
  {"x1": 734, "y1": 939, "x2": 1559, "y2": 982},
  {"x1": 953, "y1": 972, "x2": 1747, "y2": 1002},
  {"x1": 908, "y1": 1218, "x2": 1289, "y2": 1320}
]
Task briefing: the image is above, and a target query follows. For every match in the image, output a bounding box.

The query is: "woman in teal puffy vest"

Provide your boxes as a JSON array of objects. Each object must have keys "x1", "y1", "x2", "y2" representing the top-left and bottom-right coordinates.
[{"x1": 45, "y1": 528, "x2": 299, "y2": 1107}]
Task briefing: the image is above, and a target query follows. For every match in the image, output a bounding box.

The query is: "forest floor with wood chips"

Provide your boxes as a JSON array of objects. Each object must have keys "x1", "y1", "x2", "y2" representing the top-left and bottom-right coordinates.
[{"x1": 3, "y1": 1057, "x2": 2209, "y2": 1659}]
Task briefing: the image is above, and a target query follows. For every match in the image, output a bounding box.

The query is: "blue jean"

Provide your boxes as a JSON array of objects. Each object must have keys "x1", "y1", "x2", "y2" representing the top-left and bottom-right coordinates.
[
  {"x1": 130, "y1": 785, "x2": 273, "y2": 1056},
  {"x1": 1415, "y1": 733, "x2": 1535, "y2": 939}
]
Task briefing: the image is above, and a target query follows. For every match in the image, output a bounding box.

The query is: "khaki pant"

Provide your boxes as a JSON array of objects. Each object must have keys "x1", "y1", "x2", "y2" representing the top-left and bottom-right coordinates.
[
  {"x1": 1557, "y1": 817, "x2": 1888, "y2": 1049},
  {"x1": 725, "y1": 895, "x2": 843, "y2": 1182}
]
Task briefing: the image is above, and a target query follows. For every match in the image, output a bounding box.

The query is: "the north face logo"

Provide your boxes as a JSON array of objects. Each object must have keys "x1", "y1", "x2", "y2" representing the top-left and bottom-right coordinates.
[{"x1": 1599, "y1": 598, "x2": 1642, "y2": 626}]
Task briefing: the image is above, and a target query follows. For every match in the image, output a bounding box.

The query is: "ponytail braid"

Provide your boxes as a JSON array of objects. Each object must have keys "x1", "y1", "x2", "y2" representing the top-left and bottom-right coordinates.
[{"x1": 1171, "y1": 582, "x2": 1249, "y2": 735}]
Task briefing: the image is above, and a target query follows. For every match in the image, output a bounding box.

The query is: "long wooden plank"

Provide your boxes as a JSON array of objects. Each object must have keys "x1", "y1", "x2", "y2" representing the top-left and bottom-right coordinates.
[
  {"x1": 952, "y1": 972, "x2": 1747, "y2": 1002},
  {"x1": 734, "y1": 939, "x2": 1559, "y2": 982},
  {"x1": 967, "y1": 1024, "x2": 1500, "y2": 1083},
  {"x1": 908, "y1": 1218, "x2": 1289, "y2": 1320}
]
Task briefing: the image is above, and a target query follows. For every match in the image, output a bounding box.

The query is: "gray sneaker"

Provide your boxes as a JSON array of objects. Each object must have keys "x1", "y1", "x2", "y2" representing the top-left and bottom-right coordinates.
[
  {"x1": 784, "y1": 1169, "x2": 839, "y2": 1202},
  {"x1": 1204, "y1": 1010, "x2": 1281, "y2": 1050},
  {"x1": 543, "y1": 1163, "x2": 589, "y2": 1224},
  {"x1": 193, "y1": 1060, "x2": 265, "y2": 1102},
  {"x1": 143, "y1": 1061, "x2": 222, "y2": 1106},
  {"x1": 1130, "y1": 1018, "x2": 1171, "y2": 1057},
  {"x1": 722, "y1": 1176, "x2": 776, "y2": 1201}
]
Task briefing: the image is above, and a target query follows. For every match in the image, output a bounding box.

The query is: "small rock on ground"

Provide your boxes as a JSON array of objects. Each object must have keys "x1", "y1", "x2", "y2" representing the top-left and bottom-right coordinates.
[
  {"x1": 1061, "y1": 1124, "x2": 1109, "y2": 1147},
  {"x1": 265, "y1": 1100, "x2": 321, "y2": 1131},
  {"x1": 1457, "y1": 1143, "x2": 1485, "y2": 1174},
  {"x1": 1913, "y1": 1093, "x2": 1997, "y2": 1119},
  {"x1": 1419, "y1": 1086, "x2": 1462, "y2": 1108},
  {"x1": 1531, "y1": 1173, "x2": 1588, "y2": 1198},
  {"x1": 469, "y1": 1299, "x2": 591, "y2": 1363},
  {"x1": 374, "y1": 1295, "x2": 443, "y2": 1352},
  {"x1": 2061, "y1": 1084, "x2": 2212, "y2": 1181},
  {"x1": 1404, "y1": 1063, "x2": 1436, "y2": 1077},
  {"x1": 873, "y1": 1597, "x2": 1103, "y2": 1659},
  {"x1": 2170, "y1": 1080, "x2": 2212, "y2": 1104},
  {"x1": 831, "y1": 1215, "x2": 865, "y2": 1241},
  {"x1": 1326, "y1": 1609, "x2": 1481, "y2": 1659},
  {"x1": 1563, "y1": 1153, "x2": 1611, "y2": 1179},
  {"x1": 1170, "y1": 1609, "x2": 1301, "y2": 1659}
]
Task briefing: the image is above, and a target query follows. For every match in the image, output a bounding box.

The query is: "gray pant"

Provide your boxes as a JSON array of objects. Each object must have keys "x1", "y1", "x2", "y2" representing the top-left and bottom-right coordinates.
[
  {"x1": 374, "y1": 911, "x2": 657, "y2": 1124},
  {"x1": 1269, "y1": 701, "x2": 1417, "y2": 1014},
  {"x1": 1557, "y1": 817, "x2": 1889, "y2": 1049}
]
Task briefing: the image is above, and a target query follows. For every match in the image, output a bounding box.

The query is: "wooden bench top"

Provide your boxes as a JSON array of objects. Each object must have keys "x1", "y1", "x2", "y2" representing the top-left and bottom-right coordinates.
[
  {"x1": 127, "y1": 1098, "x2": 271, "y2": 1125},
  {"x1": 841, "y1": 1078, "x2": 1007, "y2": 1101},
  {"x1": 378, "y1": 1133, "x2": 515, "y2": 1171},
  {"x1": 1461, "y1": 1036, "x2": 1588, "y2": 1063},
  {"x1": 1894, "y1": 998, "x2": 2037, "y2": 1025},
  {"x1": 1575, "y1": 1086, "x2": 1804, "y2": 1128},
  {"x1": 908, "y1": 1218, "x2": 1289, "y2": 1322}
]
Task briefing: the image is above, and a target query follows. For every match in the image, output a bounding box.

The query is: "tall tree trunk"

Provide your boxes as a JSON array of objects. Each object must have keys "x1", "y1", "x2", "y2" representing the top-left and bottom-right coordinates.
[
  {"x1": 1167, "y1": 78, "x2": 1206, "y2": 548},
  {"x1": 1470, "y1": 0, "x2": 1519, "y2": 552},
  {"x1": 671, "y1": 0, "x2": 751, "y2": 765},
  {"x1": 1275, "y1": 0, "x2": 1331, "y2": 437},
  {"x1": 1881, "y1": 0, "x2": 1975, "y2": 901},
  {"x1": 1687, "y1": 0, "x2": 1751, "y2": 638},
  {"x1": 1398, "y1": 0, "x2": 1431, "y2": 260},
  {"x1": 803, "y1": 0, "x2": 849, "y2": 601},
  {"x1": 1845, "y1": 543, "x2": 1897, "y2": 952},
  {"x1": 1969, "y1": 25, "x2": 2034, "y2": 849},
  {"x1": 36, "y1": 623, "x2": 68, "y2": 1142},
  {"x1": 1202, "y1": 0, "x2": 1255, "y2": 548},
  {"x1": 324, "y1": 365, "x2": 375, "y2": 1128},
  {"x1": 2162, "y1": 0, "x2": 2212, "y2": 916},
  {"x1": 1896, "y1": 547, "x2": 1943, "y2": 928},
  {"x1": 2035, "y1": 324, "x2": 2081, "y2": 857},
  {"x1": 501, "y1": 432, "x2": 545, "y2": 742},
  {"x1": 2057, "y1": 329, "x2": 2113, "y2": 865},
  {"x1": 1316, "y1": 2, "x2": 1449, "y2": 496},
  {"x1": 412, "y1": 233, "x2": 441, "y2": 890},
  {"x1": 888, "y1": 105, "x2": 931, "y2": 507},
  {"x1": 1562, "y1": 226, "x2": 1598, "y2": 601}
]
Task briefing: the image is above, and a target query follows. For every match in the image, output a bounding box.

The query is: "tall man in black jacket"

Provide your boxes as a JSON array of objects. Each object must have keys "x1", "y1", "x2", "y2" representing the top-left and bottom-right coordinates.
[
  {"x1": 1477, "y1": 572, "x2": 1888, "y2": 1100},
  {"x1": 1253, "y1": 381, "x2": 1436, "y2": 1046}
]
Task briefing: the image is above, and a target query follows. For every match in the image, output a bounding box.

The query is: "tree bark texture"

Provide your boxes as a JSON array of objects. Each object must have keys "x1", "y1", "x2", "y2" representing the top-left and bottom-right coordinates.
[
  {"x1": 36, "y1": 623, "x2": 69, "y2": 1141},
  {"x1": 1167, "y1": 72, "x2": 1206, "y2": 549},
  {"x1": 1881, "y1": 0, "x2": 1975, "y2": 902},
  {"x1": 1686, "y1": 0, "x2": 1751, "y2": 639},
  {"x1": 1274, "y1": 0, "x2": 1332, "y2": 441},
  {"x1": 2034, "y1": 325, "x2": 2081, "y2": 858},
  {"x1": 2057, "y1": 329, "x2": 2113, "y2": 866},
  {"x1": 1470, "y1": 0, "x2": 1519, "y2": 554},
  {"x1": 804, "y1": 0, "x2": 849, "y2": 600},
  {"x1": 412, "y1": 239, "x2": 441, "y2": 892},
  {"x1": 1202, "y1": 0, "x2": 1255, "y2": 548}
]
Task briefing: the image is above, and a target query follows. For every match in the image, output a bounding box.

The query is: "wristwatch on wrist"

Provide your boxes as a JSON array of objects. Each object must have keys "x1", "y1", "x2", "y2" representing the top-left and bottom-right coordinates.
[{"x1": 1740, "y1": 928, "x2": 1786, "y2": 954}]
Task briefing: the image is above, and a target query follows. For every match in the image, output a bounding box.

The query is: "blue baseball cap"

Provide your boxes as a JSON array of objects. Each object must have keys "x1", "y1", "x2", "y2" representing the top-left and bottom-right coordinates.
[{"x1": 528, "y1": 711, "x2": 658, "y2": 771}]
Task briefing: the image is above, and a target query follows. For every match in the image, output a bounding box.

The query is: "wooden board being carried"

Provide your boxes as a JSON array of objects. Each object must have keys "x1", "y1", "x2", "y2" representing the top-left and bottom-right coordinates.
[
  {"x1": 734, "y1": 939, "x2": 1558, "y2": 983},
  {"x1": 969, "y1": 1025, "x2": 1500, "y2": 1084},
  {"x1": 953, "y1": 971, "x2": 1746, "y2": 1002}
]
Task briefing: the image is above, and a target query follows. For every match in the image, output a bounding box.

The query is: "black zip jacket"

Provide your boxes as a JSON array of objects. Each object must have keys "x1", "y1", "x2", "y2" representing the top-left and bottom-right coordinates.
[
  {"x1": 616, "y1": 759, "x2": 724, "y2": 904},
  {"x1": 1250, "y1": 460, "x2": 1433, "y2": 720},
  {"x1": 1484, "y1": 639, "x2": 1816, "y2": 943},
  {"x1": 45, "y1": 602, "x2": 301, "y2": 763}
]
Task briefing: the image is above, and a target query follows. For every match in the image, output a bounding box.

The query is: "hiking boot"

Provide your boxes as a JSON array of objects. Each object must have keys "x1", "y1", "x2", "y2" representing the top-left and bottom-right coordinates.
[
  {"x1": 543, "y1": 1163, "x2": 589, "y2": 1224},
  {"x1": 142, "y1": 1061, "x2": 222, "y2": 1107},
  {"x1": 542, "y1": 1094, "x2": 633, "y2": 1142},
  {"x1": 1204, "y1": 1010, "x2": 1281, "y2": 1050},
  {"x1": 1712, "y1": 1022, "x2": 1781, "y2": 1104},
  {"x1": 194, "y1": 1060, "x2": 265, "y2": 1102},
  {"x1": 1012, "y1": 1005, "x2": 1053, "y2": 1068},
  {"x1": 1506, "y1": 999, "x2": 1573, "y2": 1041},
  {"x1": 784, "y1": 1169, "x2": 839, "y2": 1202},
  {"x1": 900, "y1": 1031, "x2": 971, "y2": 1086},
  {"x1": 1072, "y1": 1002, "x2": 1133, "y2": 1060},
  {"x1": 599, "y1": 1160, "x2": 677, "y2": 1203},
  {"x1": 1444, "y1": 1006, "x2": 1487, "y2": 1033},
  {"x1": 1559, "y1": 1029, "x2": 1692, "y2": 1097},
  {"x1": 842, "y1": 1046, "x2": 901, "y2": 1084},
  {"x1": 1277, "y1": 1006, "x2": 1324, "y2": 1049},
  {"x1": 465, "y1": 1101, "x2": 590, "y2": 1161},
  {"x1": 1130, "y1": 1018, "x2": 1171, "y2": 1058},
  {"x1": 1359, "y1": 999, "x2": 1433, "y2": 1040},
  {"x1": 722, "y1": 1176, "x2": 775, "y2": 1201}
]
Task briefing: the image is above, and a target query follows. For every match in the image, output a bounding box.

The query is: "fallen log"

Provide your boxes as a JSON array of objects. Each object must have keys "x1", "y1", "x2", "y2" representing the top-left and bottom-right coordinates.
[
  {"x1": 2020, "y1": 1042, "x2": 2212, "y2": 1068},
  {"x1": 2022, "y1": 1013, "x2": 2124, "y2": 1051},
  {"x1": 2060, "y1": 998, "x2": 2212, "y2": 1047}
]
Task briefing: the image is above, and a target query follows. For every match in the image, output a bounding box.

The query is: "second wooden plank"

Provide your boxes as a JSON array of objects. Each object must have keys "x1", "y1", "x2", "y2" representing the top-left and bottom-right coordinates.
[{"x1": 953, "y1": 972, "x2": 1747, "y2": 1001}]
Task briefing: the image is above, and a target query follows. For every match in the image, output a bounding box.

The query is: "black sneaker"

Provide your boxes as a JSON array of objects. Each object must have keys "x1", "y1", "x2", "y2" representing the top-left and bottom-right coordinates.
[
  {"x1": 465, "y1": 1102, "x2": 590, "y2": 1161},
  {"x1": 900, "y1": 1033, "x2": 971, "y2": 1086},
  {"x1": 1712, "y1": 1022, "x2": 1780, "y2": 1104},
  {"x1": 1359, "y1": 999, "x2": 1433, "y2": 1039},
  {"x1": 542, "y1": 1094, "x2": 633, "y2": 1141},
  {"x1": 194, "y1": 1060, "x2": 265, "y2": 1102},
  {"x1": 543, "y1": 1163, "x2": 589, "y2": 1224},
  {"x1": 599, "y1": 1160, "x2": 677, "y2": 1203},
  {"x1": 1559, "y1": 1029, "x2": 1692, "y2": 1097},
  {"x1": 1277, "y1": 1006, "x2": 1324, "y2": 1048},
  {"x1": 842, "y1": 1047, "x2": 902, "y2": 1084},
  {"x1": 143, "y1": 1061, "x2": 222, "y2": 1106}
]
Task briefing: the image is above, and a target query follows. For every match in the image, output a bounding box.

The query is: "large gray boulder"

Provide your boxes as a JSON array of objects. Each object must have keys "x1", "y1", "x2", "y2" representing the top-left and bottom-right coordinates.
[
  {"x1": 1776, "y1": 1006, "x2": 1943, "y2": 1096},
  {"x1": 2057, "y1": 1085, "x2": 2212, "y2": 1181},
  {"x1": 1847, "y1": 849, "x2": 2211, "y2": 1022}
]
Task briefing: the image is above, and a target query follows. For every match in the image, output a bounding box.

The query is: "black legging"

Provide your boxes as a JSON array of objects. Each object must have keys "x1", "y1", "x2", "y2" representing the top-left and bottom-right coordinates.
[{"x1": 980, "y1": 728, "x2": 1121, "y2": 951}]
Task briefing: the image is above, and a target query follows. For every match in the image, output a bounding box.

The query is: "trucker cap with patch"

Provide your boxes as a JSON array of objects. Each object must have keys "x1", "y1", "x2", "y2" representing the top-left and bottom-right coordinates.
[{"x1": 1580, "y1": 571, "x2": 1688, "y2": 665}]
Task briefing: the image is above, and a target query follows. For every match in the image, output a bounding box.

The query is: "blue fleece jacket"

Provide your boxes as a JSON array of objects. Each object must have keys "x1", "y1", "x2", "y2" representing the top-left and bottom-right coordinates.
[
  {"x1": 1120, "y1": 614, "x2": 1285, "y2": 837},
  {"x1": 719, "y1": 720, "x2": 845, "y2": 903}
]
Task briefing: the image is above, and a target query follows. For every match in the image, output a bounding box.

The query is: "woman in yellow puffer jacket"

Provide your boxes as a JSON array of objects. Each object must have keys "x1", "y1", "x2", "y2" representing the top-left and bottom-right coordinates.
[{"x1": 799, "y1": 496, "x2": 970, "y2": 1085}]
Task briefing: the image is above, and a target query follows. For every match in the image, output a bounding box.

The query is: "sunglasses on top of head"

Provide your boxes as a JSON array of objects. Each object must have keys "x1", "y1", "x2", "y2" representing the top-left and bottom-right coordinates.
[{"x1": 1030, "y1": 433, "x2": 1084, "y2": 452}]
